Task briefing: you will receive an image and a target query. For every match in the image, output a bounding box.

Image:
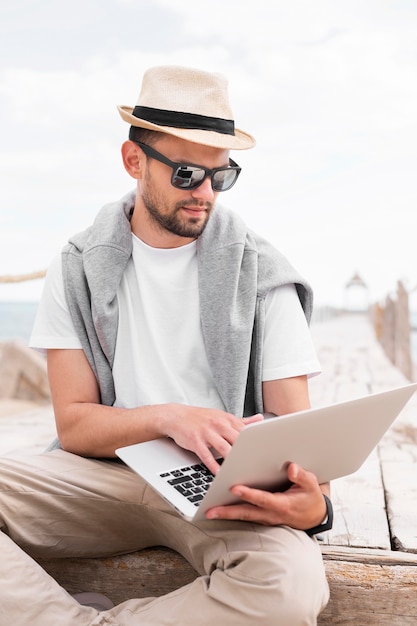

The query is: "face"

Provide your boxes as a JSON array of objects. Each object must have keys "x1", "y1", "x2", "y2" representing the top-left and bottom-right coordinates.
[{"x1": 132, "y1": 135, "x2": 230, "y2": 246}]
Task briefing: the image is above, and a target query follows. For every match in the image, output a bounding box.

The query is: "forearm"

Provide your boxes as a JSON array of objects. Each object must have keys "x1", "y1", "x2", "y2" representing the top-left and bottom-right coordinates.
[
  {"x1": 48, "y1": 348, "x2": 181, "y2": 457},
  {"x1": 55, "y1": 401, "x2": 177, "y2": 458}
]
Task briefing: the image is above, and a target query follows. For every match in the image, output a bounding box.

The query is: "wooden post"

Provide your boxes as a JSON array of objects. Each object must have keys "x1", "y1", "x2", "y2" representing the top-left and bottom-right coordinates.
[
  {"x1": 381, "y1": 295, "x2": 396, "y2": 365},
  {"x1": 394, "y1": 281, "x2": 412, "y2": 380},
  {"x1": 374, "y1": 281, "x2": 413, "y2": 381}
]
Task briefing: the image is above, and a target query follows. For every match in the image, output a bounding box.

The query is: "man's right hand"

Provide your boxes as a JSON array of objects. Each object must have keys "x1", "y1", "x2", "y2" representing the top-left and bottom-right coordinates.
[{"x1": 158, "y1": 407, "x2": 264, "y2": 475}]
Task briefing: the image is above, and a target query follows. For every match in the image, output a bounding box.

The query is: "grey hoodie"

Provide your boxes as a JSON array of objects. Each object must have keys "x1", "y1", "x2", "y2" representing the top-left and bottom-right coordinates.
[{"x1": 62, "y1": 189, "x2": 313, "y2": 418}]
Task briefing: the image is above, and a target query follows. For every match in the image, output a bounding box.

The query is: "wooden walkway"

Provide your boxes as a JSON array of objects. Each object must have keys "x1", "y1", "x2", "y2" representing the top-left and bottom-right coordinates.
[
  {"x1": 309, "y1": 313, "x2": 417, "y2": 554},
  {"x1": 307, "y1": 314, "x2": 417, "y2": 623},
  {"x1": 1, "y1": 312, "x2": 417, "y2": 624}
]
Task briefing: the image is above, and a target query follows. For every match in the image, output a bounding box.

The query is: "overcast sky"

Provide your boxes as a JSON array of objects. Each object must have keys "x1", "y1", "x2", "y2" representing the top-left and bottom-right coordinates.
[{"x1": 1, "y1": 0, "x2": 416, "y2": 309}]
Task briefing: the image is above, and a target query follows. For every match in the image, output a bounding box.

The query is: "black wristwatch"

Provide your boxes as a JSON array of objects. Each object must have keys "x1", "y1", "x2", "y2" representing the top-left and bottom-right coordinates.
[{"x1": 305, "y1": 495, "x2": 333, "y2": 537}]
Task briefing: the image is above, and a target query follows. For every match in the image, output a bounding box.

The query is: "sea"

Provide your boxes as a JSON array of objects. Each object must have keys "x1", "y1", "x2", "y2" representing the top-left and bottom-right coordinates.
[{"x1": 0, "y1": 301, "x2": 39, "y2": 344}]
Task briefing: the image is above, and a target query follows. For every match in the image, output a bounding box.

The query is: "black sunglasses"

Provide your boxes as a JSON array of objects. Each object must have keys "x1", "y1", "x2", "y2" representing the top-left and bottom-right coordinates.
[{"x1": 133, "y1": 141, "x2": 241, "y2": 192}]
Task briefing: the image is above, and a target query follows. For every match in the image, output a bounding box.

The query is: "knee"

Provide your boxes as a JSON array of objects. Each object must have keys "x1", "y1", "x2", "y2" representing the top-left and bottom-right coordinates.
[
  {"x1": 218, "y1": 546, "x2": 329, "y2": 626},
  {"x1": 266, "y1": 580, "x2": 330, "y2": 626}
]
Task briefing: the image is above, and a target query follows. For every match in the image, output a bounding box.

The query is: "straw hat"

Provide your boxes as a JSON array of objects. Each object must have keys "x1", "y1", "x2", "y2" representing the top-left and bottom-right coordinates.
[{"x1": 117, "y1": 66, "x2": 255, "y2": 150}]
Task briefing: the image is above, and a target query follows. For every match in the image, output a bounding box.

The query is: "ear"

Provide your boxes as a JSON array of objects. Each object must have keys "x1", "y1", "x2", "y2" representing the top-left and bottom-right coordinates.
[{"x1": 121, "y1": 140, "x2": 144, "y2": 179}]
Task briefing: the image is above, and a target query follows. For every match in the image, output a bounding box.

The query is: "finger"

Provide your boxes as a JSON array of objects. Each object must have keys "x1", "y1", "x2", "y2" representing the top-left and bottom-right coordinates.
[
  {"x1": 196, "y1": 433, "x2": 236, "y2": 474},
  {"x1": 211, "y1": 422, "x2": 242, "y2": 451},
  {"x1": 241, "y1": 413, "x2": 264, "y2": 426},
  {"x1": 205, "y1": 502, "x2": 277, "y2": 524},
  {"x1": 197, "y1": 447, "x2": 222, "y2": 475}
]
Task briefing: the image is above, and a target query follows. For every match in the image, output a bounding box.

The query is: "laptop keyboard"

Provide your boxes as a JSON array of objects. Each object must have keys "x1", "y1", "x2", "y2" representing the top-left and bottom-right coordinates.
[{"x1": 159, "y1": 461, "x2": 222, "y2": 506}]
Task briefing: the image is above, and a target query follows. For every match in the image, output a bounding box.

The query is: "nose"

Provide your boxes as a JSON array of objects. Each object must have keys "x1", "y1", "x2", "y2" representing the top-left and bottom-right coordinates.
[{"x1": 190, "y1": 175, "x2": 216, "y2": 201}]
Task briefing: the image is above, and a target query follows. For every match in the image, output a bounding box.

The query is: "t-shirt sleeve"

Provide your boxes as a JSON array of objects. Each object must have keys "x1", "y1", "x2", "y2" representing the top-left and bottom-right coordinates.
[
  {"x1": 262, "y1": 283, "x2": 321, "y2": 381},
  {"x1": 29, "y1": 253, "x2": 82, "y2": 352}
]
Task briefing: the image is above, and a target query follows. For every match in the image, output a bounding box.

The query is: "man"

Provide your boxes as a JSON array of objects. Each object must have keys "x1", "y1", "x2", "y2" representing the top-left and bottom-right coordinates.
[{"x1": 0, "y1": 66, "x2": 330, "y2": 625}]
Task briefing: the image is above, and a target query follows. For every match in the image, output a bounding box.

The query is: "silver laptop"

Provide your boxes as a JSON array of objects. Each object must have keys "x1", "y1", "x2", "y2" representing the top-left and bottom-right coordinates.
[{"x1": 116, "y1": 383, "x2": 417, "y2": 522}]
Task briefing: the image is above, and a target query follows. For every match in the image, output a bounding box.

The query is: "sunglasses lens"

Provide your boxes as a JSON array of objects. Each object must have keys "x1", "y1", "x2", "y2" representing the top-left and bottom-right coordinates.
[
  {"x1": 171, "y1": 164, "x2": 240, "y2": 192},
  {"x1": 212, "y1": 168, "x2": 239, "y2": 192},
  {"x1": 172, "y1": 167, "x2": 205, "y2": 189}
]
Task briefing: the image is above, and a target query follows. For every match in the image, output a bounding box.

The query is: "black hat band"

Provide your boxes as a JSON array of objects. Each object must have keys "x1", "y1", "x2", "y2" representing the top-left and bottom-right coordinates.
[{"x1": 132, "y1": 105, "x2": 235, "y2": 136}]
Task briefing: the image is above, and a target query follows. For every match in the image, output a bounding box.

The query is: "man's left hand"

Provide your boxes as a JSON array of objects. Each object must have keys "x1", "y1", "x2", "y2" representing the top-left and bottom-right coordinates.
[{"x1": 205, "y1": 462, "x2": 328, "y2": 529}]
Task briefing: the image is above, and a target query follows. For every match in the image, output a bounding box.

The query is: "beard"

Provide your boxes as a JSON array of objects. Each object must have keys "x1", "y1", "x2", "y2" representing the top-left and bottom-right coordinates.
[{"x1": 141, "y1": 176, "x2": 213, "y2": 239}]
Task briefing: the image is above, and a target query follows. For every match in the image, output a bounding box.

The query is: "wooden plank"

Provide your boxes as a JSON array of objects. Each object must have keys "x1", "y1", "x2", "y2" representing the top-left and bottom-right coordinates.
[
  {"x1": 323, "y1": 450, "x2": 391, "y2": 550},
  {"x1": 37, "y1": 547, "x2": 197, "y2": 601},
  {"x1": 321, "y1": 544, "x2": 417, "y2": 564},
  {"x1": 319, "y1": 546, "x2": 417, "y2": 626},
  {"x1": 376, "y1": 398, "x2": 417, "y2": 553},
  {"x1": 379, "y1": 444, "x2": 417, "y2": 553},
  {"x1": 37, "y1": 545, "x2": 417, "y2": 625},
  {"x1": 37, "y1": 547, "x2": 197, "y2": 604}
]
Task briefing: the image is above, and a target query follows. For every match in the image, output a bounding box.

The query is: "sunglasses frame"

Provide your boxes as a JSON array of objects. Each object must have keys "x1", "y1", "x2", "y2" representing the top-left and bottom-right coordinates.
[{"x1": 132, "y1": 140, "x2": 241, "y2": 192}]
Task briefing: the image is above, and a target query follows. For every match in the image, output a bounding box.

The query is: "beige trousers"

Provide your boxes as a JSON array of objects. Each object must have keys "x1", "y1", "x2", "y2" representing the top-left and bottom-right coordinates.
[{"x1": 0, "y1": 450, "x2": 329, "y2": 626}]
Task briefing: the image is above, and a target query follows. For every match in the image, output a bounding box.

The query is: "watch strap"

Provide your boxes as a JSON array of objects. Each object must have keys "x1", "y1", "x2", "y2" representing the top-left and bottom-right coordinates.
[{"x1": 305, "y1": 495, "x2": 333, "y2": 537}]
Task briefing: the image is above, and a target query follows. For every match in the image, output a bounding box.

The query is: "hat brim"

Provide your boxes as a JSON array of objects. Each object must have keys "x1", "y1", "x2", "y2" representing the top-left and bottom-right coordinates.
[{"x1": 117, "y1": 105, "x2": 255, "y2": 150}]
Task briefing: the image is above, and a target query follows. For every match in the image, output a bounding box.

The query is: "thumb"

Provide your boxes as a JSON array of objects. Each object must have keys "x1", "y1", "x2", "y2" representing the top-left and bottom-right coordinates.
[
  {"x1": 287, "y1": 462, "x2": 306, "y2": 486},
  {"x1": 287, "y1": 462, "x2": 318, "y2": 490}
]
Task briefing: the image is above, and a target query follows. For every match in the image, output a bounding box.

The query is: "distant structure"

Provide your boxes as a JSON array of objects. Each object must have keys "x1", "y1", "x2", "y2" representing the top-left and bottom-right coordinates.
[{"x1": 344, "y1": 272, "x2": 369, "y2": 312}]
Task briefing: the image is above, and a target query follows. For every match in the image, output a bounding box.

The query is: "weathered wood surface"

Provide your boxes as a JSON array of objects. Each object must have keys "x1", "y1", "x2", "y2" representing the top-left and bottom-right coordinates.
[
  {"x1": 323, "y1": 450, "x2": 391, "y2": 550},
  {"x1": 318, "y1": 547, "x2": 417, "y2": 625},
  {"x1": 37, "y1": 545, "x2": 417, "y2": 626}
]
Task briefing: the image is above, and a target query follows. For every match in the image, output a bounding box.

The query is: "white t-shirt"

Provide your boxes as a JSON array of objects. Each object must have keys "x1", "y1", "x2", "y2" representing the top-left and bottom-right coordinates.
[{"x1": 30, "y1": 235, "x2": 320, "y2": 410}]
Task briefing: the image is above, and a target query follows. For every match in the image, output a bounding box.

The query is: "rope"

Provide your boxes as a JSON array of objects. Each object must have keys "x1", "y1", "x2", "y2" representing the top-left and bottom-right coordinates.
[{"x1": 0, "y1": 270, "x2": 46, "y2": 284}]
